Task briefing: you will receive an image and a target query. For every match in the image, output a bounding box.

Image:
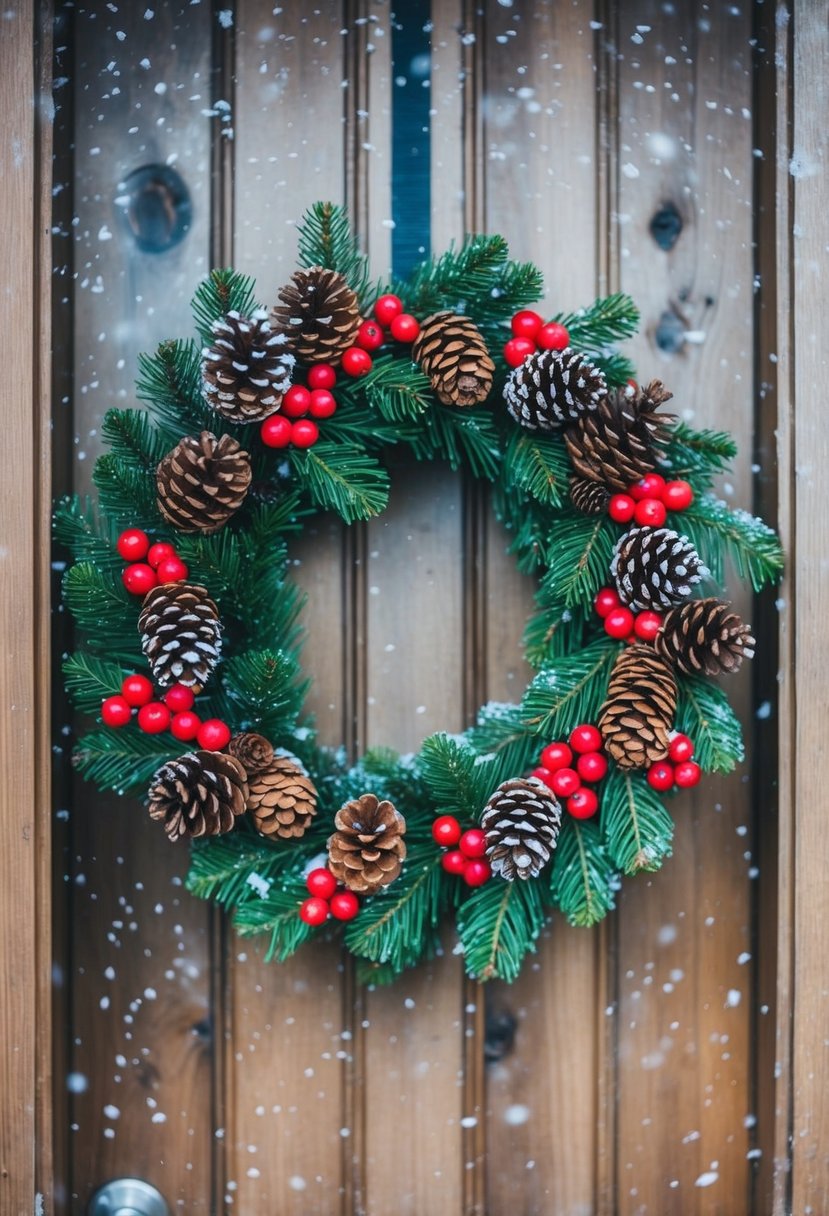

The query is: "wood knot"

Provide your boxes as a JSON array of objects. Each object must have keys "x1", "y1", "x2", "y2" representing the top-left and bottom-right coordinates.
[
  {"x1": 649, "y1": 202, "x2": 683, "y2": 252},
  {"x1": 116, "y1": 164, "x2": 191, "y2": 254},
  {"x1": 484, "y1": 1005, "x2": 517, "y2": 1063}
]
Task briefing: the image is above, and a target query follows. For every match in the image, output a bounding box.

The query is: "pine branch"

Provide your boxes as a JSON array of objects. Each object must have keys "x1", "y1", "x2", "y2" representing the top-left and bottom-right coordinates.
[
  {"x1": 136, "y1": 339, "x2": 208, "y2": 433},
  {"x1": 73, "y1": 726, "x2": 177, "y2": 795},
  {"x1": 522, "y1": 600, "x2": 590, "y2": 669},
  {"x1": 289, "y1": 440, "x2": 390, "y2": 522},
  {"x1": 344, "y1": 843, "x2": 446, "y2": 974},
  {"x1": 186, "y1": 826, "x2": 302, "y2": 907},
  {"x1": 457, "y1": 877, "x2": 546, "y2": 982},
  {"x1": 53, "y1": 497, "x2": 119, "y2": 569},
  {"x1": 412, "y1": 406, "x2": 502, "y2": 480},
  {"x1": 467, "y1": 703, "x2": 541, "y2": 781},
  {"x1": 590, "y1": 350, "x2": 637, "y2": 388},
  {"x1": 358, "y1": 354, "x2": 432, "y2": 421},
  {"x1": 100, "y1": 408, "x2": 179, "y2": 472},
  {"x1": 222, "y1": 649, "x2": 309, "y2": 738},
  {"x1": 675, "y1": 675, "x2": 745, "y2": 773},
  {"x1": 551, "y1": 818, "x2": 618, "y2": 927},
  {"x1": 556, "y1": 293, "x2": 640, "y2": 349},
  {"x1": 398, "y1": 234, "x2": 510, "y2": 318},
  {"x1": 191, "y1": 268, "x2": 259, "y2": 345},
  {"x1": 601, "y1": 767, "x2": 674, "y2": 874},
  {"x1": 662, "y1": 422, "x2": 737, "y2": 485},
  {"x1": 417, "y1": 733, "x2": 495, "y2": 820},
  {"x1": 63, "y1": 652, "x2": 131, "y2": 715},
  {"x1": 295, "y1": 201, "x2": 370, "y2": 301},
  {"x1": 92, "y1": 455, "x2": 158, "y2": 528},
  {"x1": 679, "y1": 494, "x2": 784, "y2": 590},
  {"x1": 233, "y1": 871, "x2": 318, "y2": 964},
  {"x1": 521, "y1": 638, "x2": 617, "y2": 738},
  {"x1": 62, "y1": 563, "x2": 141, "y2": 652},
  {"x1": 502, "y1": 430, "x2": 569, "y2": 509},
  {"x1": 537, "y1": 510, "x2": 619, "y2": 608}
]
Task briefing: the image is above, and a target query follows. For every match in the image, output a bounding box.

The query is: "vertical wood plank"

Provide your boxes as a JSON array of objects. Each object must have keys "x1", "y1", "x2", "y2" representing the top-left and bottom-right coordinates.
[
  {"x1": 67, "y1": 4, "x2": 216, "y2": 1208},
  {"x1": 481, "y1": 4, "x2": 603, "y2": 1213},
  {"x1": 611, "y1": 3, "x2": 755, "y2": 1212},
  {"x1": 789, "y1": 2, "x2": 829, "y2": 1211}
]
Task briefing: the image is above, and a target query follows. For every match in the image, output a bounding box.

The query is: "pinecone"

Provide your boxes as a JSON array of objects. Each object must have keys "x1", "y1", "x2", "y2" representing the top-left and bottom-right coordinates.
[
  {"x1": 148, "y1": 750, "x2": 248, "y2": 842},
  {"x1": 156, "y1": 431, "x2": 252, "y2": 535},
  {"x1": 611, "y1": 525, "x2": 708, "y2": 611},
  {"x1": 227, "y1": 731, "x2": 275, "y2": 777},
  {"x1": 598, "y1": 644, "x2": 677, "y2": 769},
  {"x1": 481, "y1": 776, "x2": 562, "y2": 881},
  {"x1": 564, "y1": 380, "x2": 674, "y2": 491},
  {"x1": 202, "y1": 309, "x2": 294, "y2": 423},
  {"x1": 246, "y1": 750, "x2": 318, "y2": 839},
  {"x1": 569, "y1": 475, "x2": 610, "y2": 515},
  {"x1": 655, "y1": 598, "x2": 755, "y2": 676},
  {"x1": 270, "y1": 266, "x2": 361, "y2": 364},
  {"x1": 327, "y1": 792, "x2": 407, "y2": 895},
  {"x1": 411, "y1": 311, "x2": 495, "y2": 406},
  {"x1": 138, "y1": 582, "x2": 222, "y2": 689},
  {"x1": 504, "y1": 348, "x2": 607, "y2": 431}
]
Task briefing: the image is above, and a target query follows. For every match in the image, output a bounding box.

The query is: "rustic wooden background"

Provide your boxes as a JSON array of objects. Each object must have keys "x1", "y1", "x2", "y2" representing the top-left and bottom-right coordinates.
[{"x1": 31, "y1": 0, "x2": 812, "y2": 1213}]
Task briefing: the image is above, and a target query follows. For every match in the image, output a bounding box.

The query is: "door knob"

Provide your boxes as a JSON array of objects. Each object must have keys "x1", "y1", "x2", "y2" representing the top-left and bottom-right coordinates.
[{"x1": 87, "y1": 1178, "x2": 170, "y2": 1216}]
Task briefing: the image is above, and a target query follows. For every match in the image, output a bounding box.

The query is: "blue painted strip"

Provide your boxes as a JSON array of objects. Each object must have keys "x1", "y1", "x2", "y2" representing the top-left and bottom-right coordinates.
[{"x1": 391, "y1": 1, "x2": 432, "y2": 277}]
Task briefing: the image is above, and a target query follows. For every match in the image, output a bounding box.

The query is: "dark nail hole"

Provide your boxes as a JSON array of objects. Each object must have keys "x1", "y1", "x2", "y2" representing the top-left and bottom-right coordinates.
[
  {"x1": 191, "y1": 1017, "x2": 212, "y2": 1041},
  {"x1": 116, "y1": 164, "x2": 192, "y2": 254},
  {"x1": 484, "y1": 1006, "x2": 517, "y2": 1063},
  {"x1": 649, "y1": 202, "x2": 683, "y2": 252},
  {"x1": 654, "y1": 308, "x2": 686, "y2": 354}
]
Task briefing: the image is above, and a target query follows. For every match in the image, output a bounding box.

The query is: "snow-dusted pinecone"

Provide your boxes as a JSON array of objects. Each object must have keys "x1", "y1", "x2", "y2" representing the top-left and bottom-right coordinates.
[
  {"x1": 202, "y1": 309, "x2": 294, "y2": 422},
  {"x1": 504, "y1": 348, "x2": 606, "y2": 431},
  {"x1": 611, "y1": 525, "x2": 708, "y2": 611},
  {"x1": 481, "y1": 776, "x2": 562, "y2": 881}
]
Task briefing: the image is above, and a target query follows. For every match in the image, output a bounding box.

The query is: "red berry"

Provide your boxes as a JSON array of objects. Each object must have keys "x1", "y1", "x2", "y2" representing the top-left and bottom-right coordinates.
[
  {"x1": 567, "y1": 788, "x2": 599, "y2": 819},
  {"x1": 330, "y1": 891, "x2": 360, "y2": 921},
  {"x1": 156, "y1": 556, "x2": 189, "y2": 584},
  {"x1": 308, "y1": 388, "x2": 337, "y2": 419},
  {"x1": 441, "y1": 849, "x2": 467, "y2": 876},
  {"x1": 510, "y1": 309, "x2": 544, "y2": 340},
  {"x1": 668, "y1": 733, "x2": 695, "y2": 763},
  {"x1": 576, "y1": 751, "x2": 608, "y2": 784},
  {"x1": 431, "y1": 815, "x2": 462, "y2": 847},
  {"x1": 164, "y1": 684, "x2": 195, "y2": 712},
  {"x1": 629, "y1": 473, "x2": 666, "y2": 501},
  {"x1": 299, "y1": 896, "x2": 329, "y2": 926},
  {"x1": 307, "y1": 363, "x2": 337, "y2": 390},
  {"x1": 604, "y1": 606, "x2": 635, "y2": 639},
  {"x1": 122, "y1": 563, "x2": 157, "y2": 596},
  {"x1": 569, "y1": 724, "x2": 602, "y2": 754},
  {"x1": 634, "y1": 610, "x2": 664, "y2": 642},
  {"x1": 340, "y1": 346, "x2": 373, "y2": 377},
  {"x1": 170, "y1": 710, "x2": 201, "y2": 741},
  {"x1": 389, "y1": 313, "x2": 420, "y2": 343},
  {"x1": 536, "y1": 321, "x2": 570, "y2": 351},
  {"x1": 551, "y1": 767, "x2": 581, "y2": 798},
  {"x1": 137, "y1": 701, "x2": 171, "y2": 734},
  {"x1": 663, "y1": 479, "x2": 694, "y2": 512},
  {"x1": 282, "y1": 384, "x2": 311, "y2": 418},
  {"x1": 531, "y1": 766, "x2": 556, "y2": 790},
  {"x1": 647, "y1": 761, "x2": 675, "y2": 792},
  {"x1": 197, "y1": 718, "x2": 232, "y2": 750},
  {"x1": 121, "y1": 674, "x2": 154, "y2": 707},
  {"x1": 503, "y1": 337, "x2": 536, "y2": 367},
  {"x1": 674, "y1": 760, "x2": 702, "y2": 788},
  {"x1": 260, "y1": 414, "x2": 293, "y2": 448},
  {"x1": 463, "y1": 859, "x2": 492, "y2": 887},
  {"x1": 356, "y1": 320, "x2": 385, "y2": 351},
  {"x1": 540, "y1": 741, "x2": 573, "y2": 772},
  {"x1": 116, "y1": 528, "x2": 150, "y2": 562},
  {"x1": 608, "y1": 494, "x2": 636, "y2": 523},
  {"x1": 374, "y1": 293, "x2": 404, "y2": 326},
  {"x1": 101, "y1": 695, "x2": 132, "y2": 728},
  {"x1": 459, "y1": 828, "x2": 487, "y2": 859},
  {"x1": 306, "y1": 867, "x2": 338, "y2": 900},
  {"x1": 147, "y1": 542, "x2": 176, "y2": 569},
  {"x1": 634, "y1": 498, "x2": 668, "y2": 528},
  {"x1": 290, "y1": 419, "x2": 320, "y2": 449},
  {"x1": 594, "y1": 587, "x2": 621, "y2": 618}
]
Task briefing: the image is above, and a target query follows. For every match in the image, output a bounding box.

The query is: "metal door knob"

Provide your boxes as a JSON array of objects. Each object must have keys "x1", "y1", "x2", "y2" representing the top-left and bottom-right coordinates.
[{"x1": 87, "y1": 1178, "x2": 170, "y2": 1216}]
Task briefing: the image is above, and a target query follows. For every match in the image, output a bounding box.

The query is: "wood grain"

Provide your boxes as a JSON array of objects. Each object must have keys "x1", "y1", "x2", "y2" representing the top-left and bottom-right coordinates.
[{"x1": 67, "y1": 3, "x2": 216, "y2": 1209}]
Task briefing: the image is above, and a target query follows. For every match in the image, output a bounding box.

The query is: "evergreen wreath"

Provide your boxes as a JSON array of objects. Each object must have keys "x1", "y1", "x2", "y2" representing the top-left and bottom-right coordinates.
[{"x1": 56, "y1": 202, "x2": 783, "y2": 985}]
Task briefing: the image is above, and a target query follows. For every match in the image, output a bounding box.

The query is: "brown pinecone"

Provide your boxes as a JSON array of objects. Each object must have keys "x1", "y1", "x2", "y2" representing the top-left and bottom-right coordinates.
[
  {"x1": 138, "y1": 582, "x2": 222, "y2": 688},
  {"x1": 655, "y1": 598, "x2": 755, "y2": 676},
  {"x1": 481, "y1": 776, "x2": 562, "y2": 881},
  {"x1": 411, "y1": 311, "x2": 495, "y2": 406},
  {"x1": 148, "y1": 749, "x2": 248, "y2": 842},
  {"x1": 270, "y1": 266, "x2": 361, "y2": 364},
  {"x1": 202, "y1": 309, "x2": 294, "y2": 422},
  {"x1": 227, "y1": 731, "x2": 275, "y2": 777},
  {"x1": 569, "y1": 475, "x2": 611, "y2": 515},
  {"x1": 611, "y1": 525, "x2": 708, "y2": 611},
  {"x1": 156, "y1": 431, "x2": 252, "y2": 535},
  {"x1": 504, "y1": 348, "x2": 607, "y2": 431},
  {"x1": 598, "y1": 643, "x2": 677, "y2": 769},
  {"x1": 327, "y1": 792, "x2": 407, "y2": 895},
  {"x1": 564, "y1": 379, "x2": 674, "y2": 491},
  {"x1": 246, "y1": 750, "x2": 318, "y2": 839}
]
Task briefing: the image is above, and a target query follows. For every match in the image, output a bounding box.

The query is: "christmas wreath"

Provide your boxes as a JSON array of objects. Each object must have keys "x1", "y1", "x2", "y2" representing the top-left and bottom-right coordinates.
[{"x1": 56, "y1": 202, "x2": 783, "y2": 985}]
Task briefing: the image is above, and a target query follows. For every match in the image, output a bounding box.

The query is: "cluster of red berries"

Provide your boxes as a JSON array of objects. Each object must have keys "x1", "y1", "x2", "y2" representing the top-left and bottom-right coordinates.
[
  {"x1": 100, "y1": 673, "x2": 231, "y2": 750},
  {"x1": 116, "y1": 529, "x2": 188, "y2": 597},
  {"x1": 260, "y1": 361, "x2": 339, "y2": 451},
  {"x1": 503, "y1": 309, "x2": 570, "y2": 368},
  {"x1": 298, "y1": 867, "x2": 360, "y2": 925},
  {"x1": 337, "y1": 293, "x2": 421, "y2": 379},
  {"x1": 607, "y1": 472, "x2": 694, "y2": 529},
  {"x1": 594, "y1": 586, "x2": 664, "y2": 644},
  {"x1": 531, "y1": 724, "x2": 608, "y2": 820},
  {"x1": 646, "y1": 733, "x2": 702, "y2": 792},
  {"x1": 431, "y1": 818, "x2": 492, "y2": 887}
]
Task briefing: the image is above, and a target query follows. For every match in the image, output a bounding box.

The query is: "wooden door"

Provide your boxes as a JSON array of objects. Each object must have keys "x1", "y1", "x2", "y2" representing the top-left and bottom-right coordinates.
[{"x1": 4, "y1": 1, "x2": 812, "y2": 1214}]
